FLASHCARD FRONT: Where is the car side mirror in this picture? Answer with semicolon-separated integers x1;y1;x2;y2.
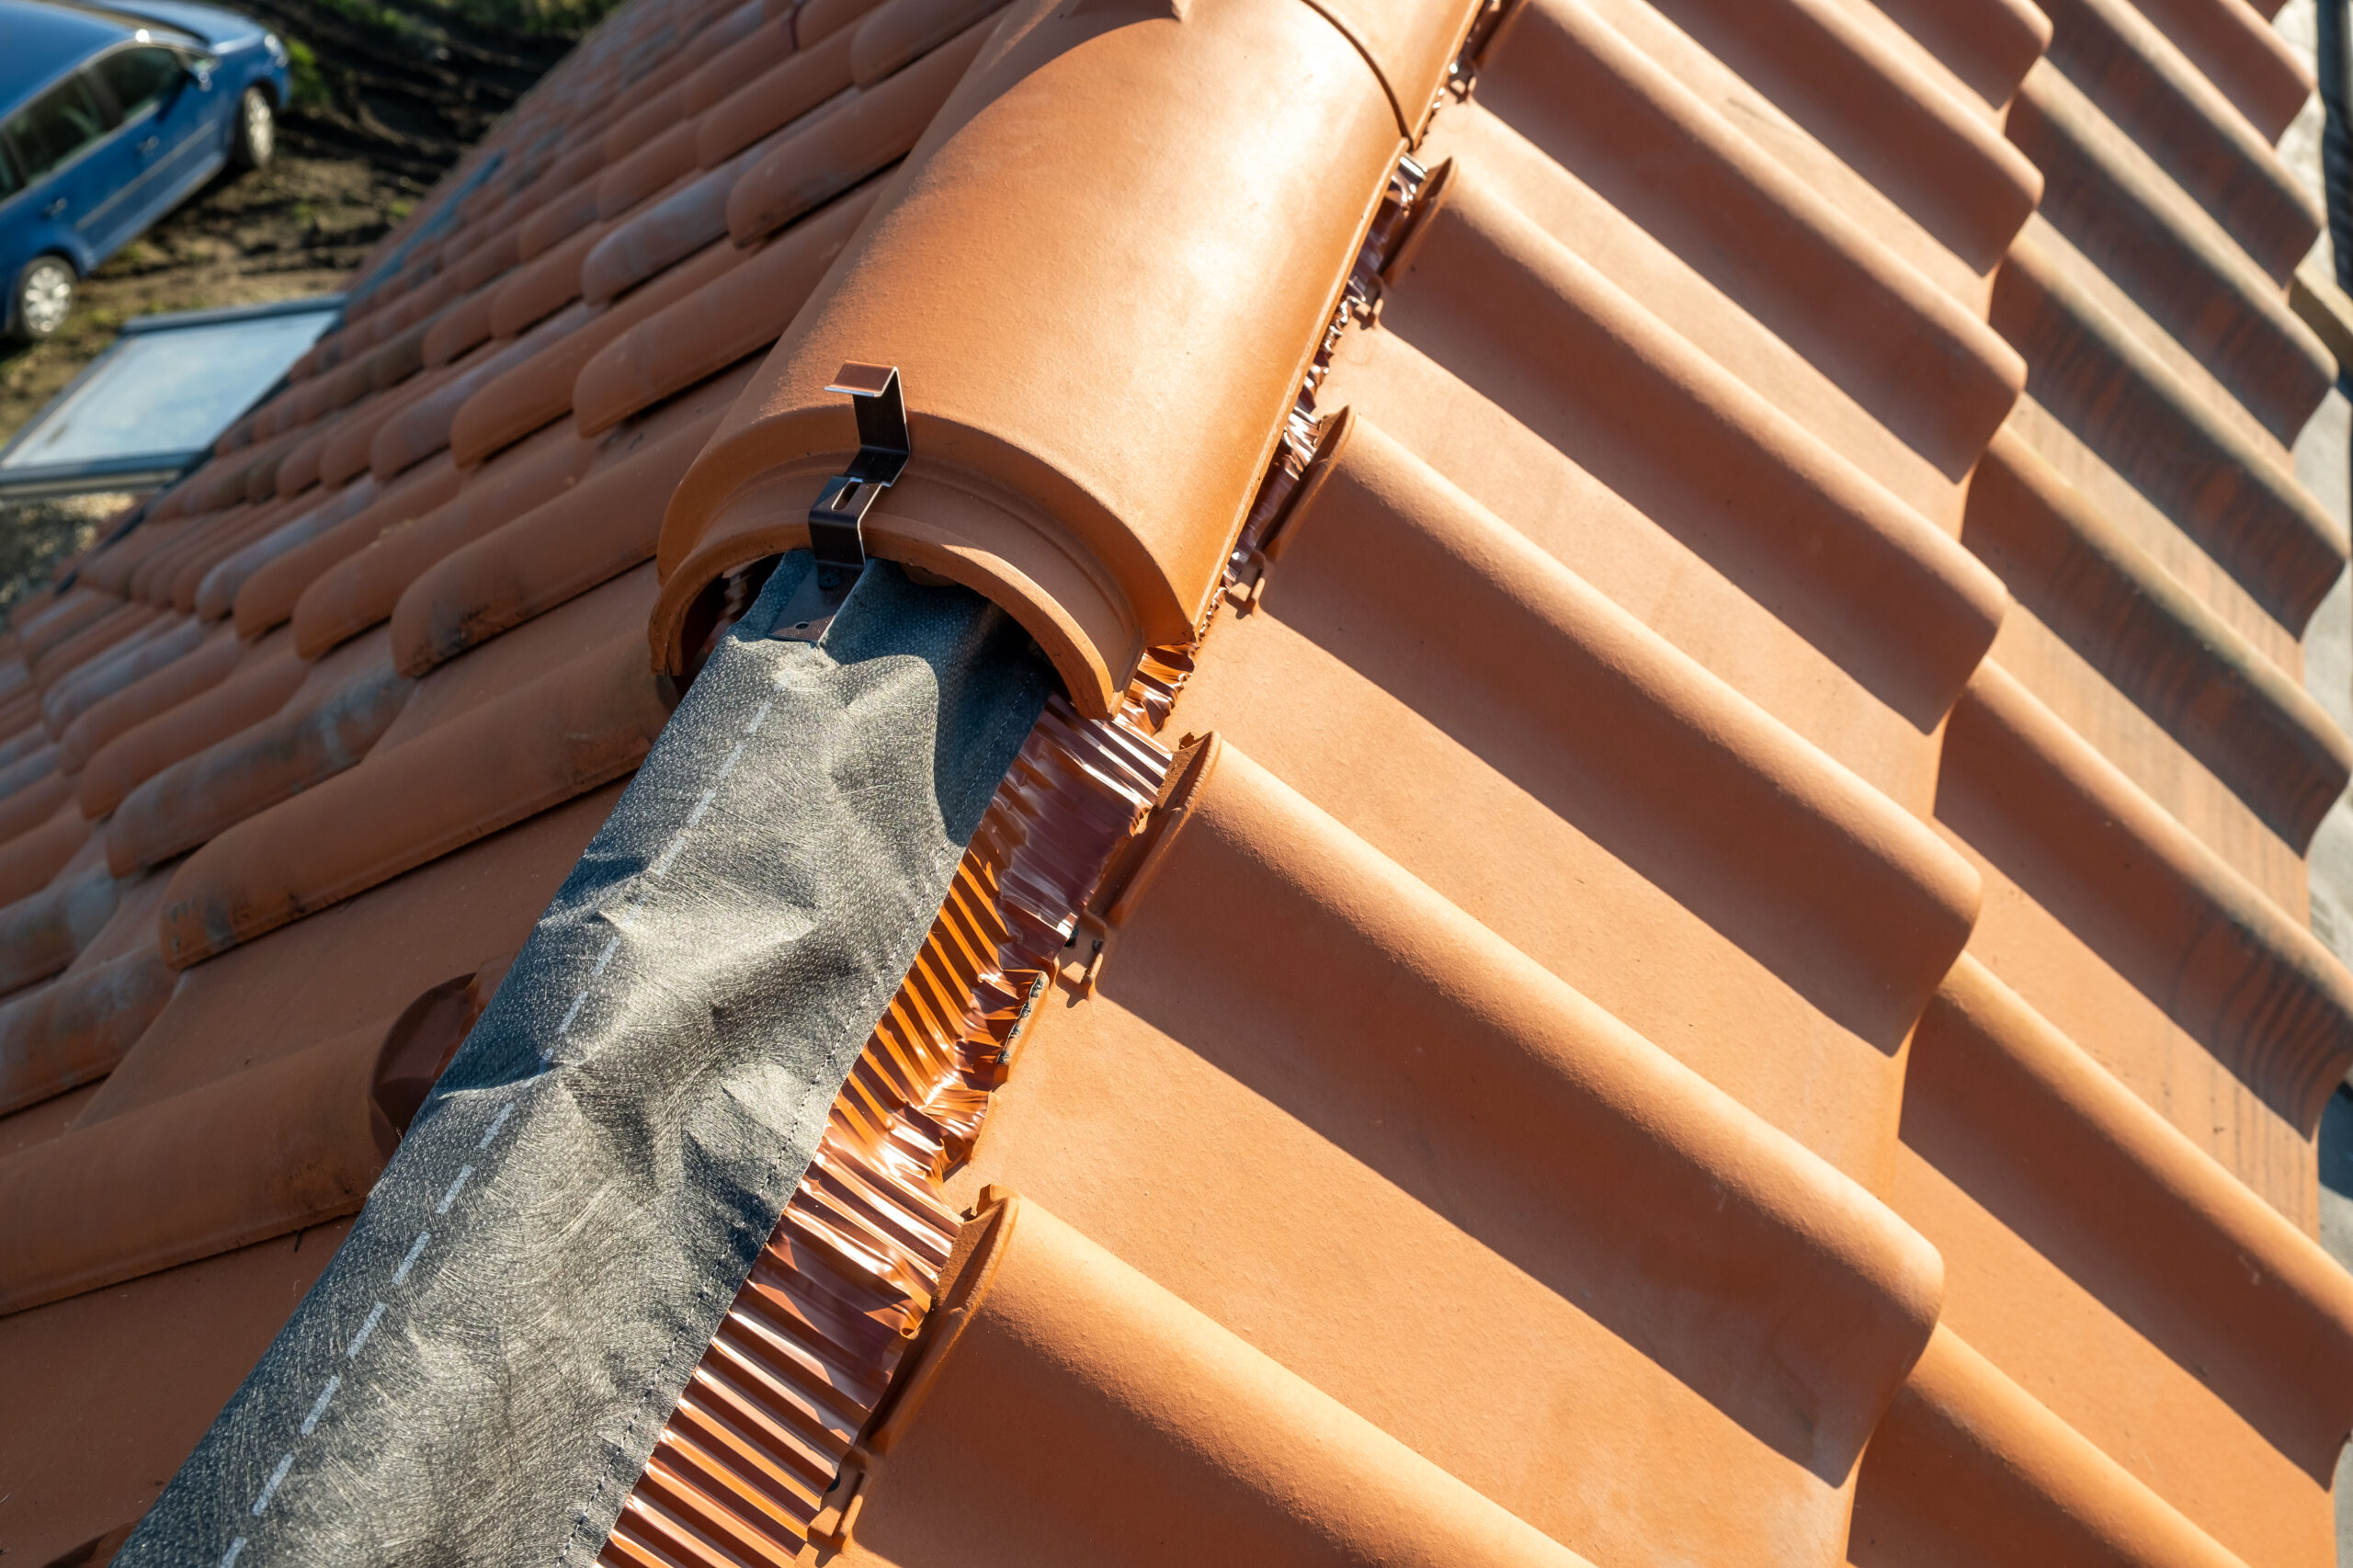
175;50;217;88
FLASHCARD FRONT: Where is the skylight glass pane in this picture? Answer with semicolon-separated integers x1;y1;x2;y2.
0;308;336;471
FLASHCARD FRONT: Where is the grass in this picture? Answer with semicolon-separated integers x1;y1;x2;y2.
285;35;333;110
424;0;625;36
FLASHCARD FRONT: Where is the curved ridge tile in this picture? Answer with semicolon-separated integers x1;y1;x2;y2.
1992;227;2346;636
107;638;413;881
1852;1324;2248;1568
857;1194;1594;1568
659;0;1415;711
1911;955;2353;1483
1643;0;2040;273
1939;661;2353;1130
2009;62;2331;444
1963;425;2350;848
0;945;173;1118
1377;163;2006;725
1472;0;2022;477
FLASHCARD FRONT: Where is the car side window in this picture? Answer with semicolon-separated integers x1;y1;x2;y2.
0;142;20;202
90;47;183;127
5;74;109;185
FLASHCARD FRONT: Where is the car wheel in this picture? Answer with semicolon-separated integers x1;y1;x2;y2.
9;256;74;344
232;85;275;171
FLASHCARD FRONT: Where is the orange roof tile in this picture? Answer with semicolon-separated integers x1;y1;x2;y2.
2;0;2351;1558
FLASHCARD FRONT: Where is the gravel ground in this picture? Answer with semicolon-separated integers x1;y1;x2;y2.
0;0;600;616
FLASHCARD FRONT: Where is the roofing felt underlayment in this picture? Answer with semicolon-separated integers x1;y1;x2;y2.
5;0;2353;1561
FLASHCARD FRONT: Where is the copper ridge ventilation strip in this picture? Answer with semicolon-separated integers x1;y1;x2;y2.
599;686;1175;1568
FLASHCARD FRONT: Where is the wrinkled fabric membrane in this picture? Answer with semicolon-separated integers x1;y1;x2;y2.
119;557;1051;1567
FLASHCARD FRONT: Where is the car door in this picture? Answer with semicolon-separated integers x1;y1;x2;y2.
0;69;123;275
83;43;210;256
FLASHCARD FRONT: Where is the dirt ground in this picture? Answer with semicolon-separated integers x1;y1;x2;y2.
0;0;598;617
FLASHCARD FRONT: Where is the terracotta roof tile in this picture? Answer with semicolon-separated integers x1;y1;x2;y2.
0;854;125;998
397;370;758;676
0;1016;396;1315
1856;1324;2246;1568
1964;424;2353;846
6;0;2353;1556
106;633;413;880
447;237;746;466
1993;224;2346;631
81;784;613;1124
236;462;465;638
0;804;93;912
727;15;996;244
847;1196;1595;1568
584;24;866;291
1944;659;2353;1125
0;945;174;1118
195;481;381;623
0;1221;355;1561
300;423;601;656
159;622;669;964
2039;0;2321;279
574;184;877;438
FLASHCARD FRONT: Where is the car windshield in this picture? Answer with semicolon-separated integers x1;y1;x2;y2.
6;72;108;184
90;45;181;124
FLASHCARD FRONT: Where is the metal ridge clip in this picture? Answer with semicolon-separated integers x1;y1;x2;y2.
775;362;909;642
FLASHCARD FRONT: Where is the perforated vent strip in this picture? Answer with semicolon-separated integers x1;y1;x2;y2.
599;688;1173;1568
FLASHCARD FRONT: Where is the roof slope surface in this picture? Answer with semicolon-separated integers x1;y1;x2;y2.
0;0;2351;1559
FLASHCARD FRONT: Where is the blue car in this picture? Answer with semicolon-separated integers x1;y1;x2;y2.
0;0;289;341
